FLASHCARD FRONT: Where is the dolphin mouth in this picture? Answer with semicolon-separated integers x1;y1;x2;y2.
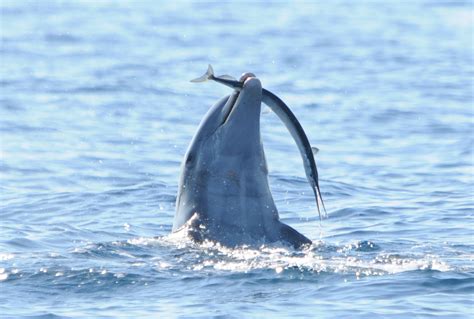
219;90;240;127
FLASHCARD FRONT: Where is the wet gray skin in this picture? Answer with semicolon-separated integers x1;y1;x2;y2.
174;76;312;248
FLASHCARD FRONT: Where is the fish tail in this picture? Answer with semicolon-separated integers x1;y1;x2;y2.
190;64;214;82
314;184;327;221
317;184;327;218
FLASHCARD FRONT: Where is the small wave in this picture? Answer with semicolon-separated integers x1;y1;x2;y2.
19;313;69;319
44;33;82;43
330;207;392;219
1;265;149;294
0;253;15;261
5;238;47;250
71;240;155;260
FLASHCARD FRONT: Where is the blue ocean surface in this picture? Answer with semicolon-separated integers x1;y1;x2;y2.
1;1;473;318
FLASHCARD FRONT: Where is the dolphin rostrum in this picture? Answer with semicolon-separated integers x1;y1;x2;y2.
174;74;313;248
191;65;326;220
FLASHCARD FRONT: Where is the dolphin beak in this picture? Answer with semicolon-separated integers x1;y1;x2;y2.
219;90;240;127
240;72;256;83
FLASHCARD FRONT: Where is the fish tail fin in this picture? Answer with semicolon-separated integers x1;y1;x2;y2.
190;64;214;83
314;184;327;222
318;184;327;218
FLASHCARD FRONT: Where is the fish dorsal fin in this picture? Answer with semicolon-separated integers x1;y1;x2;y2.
190;64;215;83
216;74;237;81
312;147;319;156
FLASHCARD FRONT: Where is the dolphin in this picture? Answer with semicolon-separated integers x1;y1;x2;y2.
173;73;312;248
191;65;326;219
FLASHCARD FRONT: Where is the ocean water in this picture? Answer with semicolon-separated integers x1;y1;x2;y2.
1;1;473;318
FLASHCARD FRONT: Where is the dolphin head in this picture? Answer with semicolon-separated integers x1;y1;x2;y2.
174;76;269;233
186;76;263;164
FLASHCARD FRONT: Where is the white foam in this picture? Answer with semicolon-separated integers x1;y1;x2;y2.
123;235;453;276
